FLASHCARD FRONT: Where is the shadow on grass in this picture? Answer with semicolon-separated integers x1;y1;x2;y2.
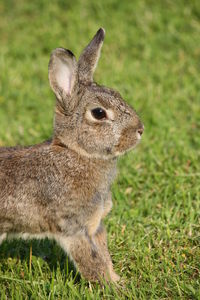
0;238;80;282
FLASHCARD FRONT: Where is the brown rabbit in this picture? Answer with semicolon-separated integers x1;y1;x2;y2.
0;28;144;283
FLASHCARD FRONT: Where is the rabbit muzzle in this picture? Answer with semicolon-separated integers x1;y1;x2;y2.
114;121;144;155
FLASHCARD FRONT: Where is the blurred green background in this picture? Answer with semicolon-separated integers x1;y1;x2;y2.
0;0;199;299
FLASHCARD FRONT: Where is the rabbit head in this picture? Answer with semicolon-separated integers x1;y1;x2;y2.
48;28;144;159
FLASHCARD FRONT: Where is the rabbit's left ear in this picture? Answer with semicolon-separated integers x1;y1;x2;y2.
48;48;78;110
78;28;105;83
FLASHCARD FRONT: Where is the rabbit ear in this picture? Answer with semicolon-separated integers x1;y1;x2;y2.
48;48;78;110
78;28;105;83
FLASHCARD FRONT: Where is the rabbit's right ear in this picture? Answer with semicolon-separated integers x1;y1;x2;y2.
48;48;78;111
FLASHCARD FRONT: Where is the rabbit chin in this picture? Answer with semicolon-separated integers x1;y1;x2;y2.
62;135;141;160
114;138;141;157
64;138;141;160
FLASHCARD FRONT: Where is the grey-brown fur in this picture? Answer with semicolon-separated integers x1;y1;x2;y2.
0;28;144;282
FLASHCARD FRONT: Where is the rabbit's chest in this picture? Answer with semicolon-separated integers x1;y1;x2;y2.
55;158;116;236
55;190;108;237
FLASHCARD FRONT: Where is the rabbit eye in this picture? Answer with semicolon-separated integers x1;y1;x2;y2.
91;107;107;120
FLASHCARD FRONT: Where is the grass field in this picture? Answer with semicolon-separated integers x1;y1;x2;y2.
0;0;200;299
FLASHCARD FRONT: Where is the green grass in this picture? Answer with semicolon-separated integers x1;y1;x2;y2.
0;0;200;299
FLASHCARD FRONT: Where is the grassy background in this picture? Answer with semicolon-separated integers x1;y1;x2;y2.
0;0;200;299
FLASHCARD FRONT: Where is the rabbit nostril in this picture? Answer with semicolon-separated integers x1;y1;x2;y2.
137;128;144;136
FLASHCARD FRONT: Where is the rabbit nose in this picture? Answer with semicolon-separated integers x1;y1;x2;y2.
137;125;144;136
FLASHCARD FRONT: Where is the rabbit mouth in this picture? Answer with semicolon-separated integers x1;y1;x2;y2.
113;126;142;156
114;138;141;156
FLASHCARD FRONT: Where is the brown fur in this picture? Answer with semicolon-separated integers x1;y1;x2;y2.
0;28;144;283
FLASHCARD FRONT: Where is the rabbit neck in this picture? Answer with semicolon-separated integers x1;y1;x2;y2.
52;136;117;161
51;138;117;187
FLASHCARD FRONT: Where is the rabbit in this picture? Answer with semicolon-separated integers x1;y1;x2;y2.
0;28;144;283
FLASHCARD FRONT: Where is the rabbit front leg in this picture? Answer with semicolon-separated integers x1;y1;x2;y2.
102;191;113;219
93;224;120;283
95;192;119;282
57;232;110;282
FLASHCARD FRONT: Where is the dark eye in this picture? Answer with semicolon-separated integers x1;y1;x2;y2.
91;107;107;120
